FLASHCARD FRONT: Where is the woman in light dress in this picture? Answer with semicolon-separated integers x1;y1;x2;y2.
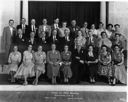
33;45;46;85
74;30;86;49
14;45;35;85
8;45;21;83
112;45;127;85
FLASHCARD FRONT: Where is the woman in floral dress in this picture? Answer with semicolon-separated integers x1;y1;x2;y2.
33;45;46;85
14;45;35;85
98;45;113;85
8;45;21;83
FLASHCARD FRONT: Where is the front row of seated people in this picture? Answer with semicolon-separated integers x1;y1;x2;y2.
8;43;127;85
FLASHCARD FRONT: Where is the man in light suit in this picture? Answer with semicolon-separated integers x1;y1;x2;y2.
2;19;16;63
38;18;51;39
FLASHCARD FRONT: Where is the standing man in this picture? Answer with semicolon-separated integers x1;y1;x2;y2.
38;18;51;39
2;19;16;63
28;19;38;39
69;20;80;40
51;18;60;30
17;18;29;39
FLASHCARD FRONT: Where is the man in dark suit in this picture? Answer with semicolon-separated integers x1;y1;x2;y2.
15;28;27;54
28;19;38;39
38;31;49;52
17;18;29;39
71;45;85;84
2;19;16;63
51;18;60;30
69;20;80;40
27;31;37;51
47;29;60;50
60;29;73;51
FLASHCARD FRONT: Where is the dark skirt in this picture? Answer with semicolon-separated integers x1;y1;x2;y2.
88;63;97;77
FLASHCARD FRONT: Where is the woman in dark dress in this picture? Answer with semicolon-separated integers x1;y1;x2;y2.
47;44;61;84
61;45;72;83
85;45;98;83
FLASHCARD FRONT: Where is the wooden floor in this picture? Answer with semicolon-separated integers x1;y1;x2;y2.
0;91;126;102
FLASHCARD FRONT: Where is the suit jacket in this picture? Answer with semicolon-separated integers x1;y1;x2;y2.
60;36;73;46
15;35;27;45
2;26;17;62
51;23;60;30
72;48;85;63
2;26;16;49
27;38;37;51
17;24;29;38
28;24;38;38
38;37;48;45
69;25;80;40
38;24;51;38
47;35;59;45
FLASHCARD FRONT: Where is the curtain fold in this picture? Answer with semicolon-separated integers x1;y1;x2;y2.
28;1;100;28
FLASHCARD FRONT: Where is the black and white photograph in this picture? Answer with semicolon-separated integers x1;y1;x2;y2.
0;0;127;102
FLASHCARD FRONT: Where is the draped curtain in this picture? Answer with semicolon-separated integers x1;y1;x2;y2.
28;1;100;28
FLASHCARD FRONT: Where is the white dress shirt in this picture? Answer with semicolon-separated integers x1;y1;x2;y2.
9;26;13;36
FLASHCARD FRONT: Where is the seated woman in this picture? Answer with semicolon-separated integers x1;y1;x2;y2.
33;45;46;85
90;24;98;37
98;31;112;49
47;44;61;84
112;45;127;85
74;30;86;49
105;24;114;39
61;45;72;83
98;45;113;85
85;45;98;83
8;45;21;83
112;33;124;52
14;45;35;85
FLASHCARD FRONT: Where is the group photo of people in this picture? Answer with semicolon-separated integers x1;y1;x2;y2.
2;17;127;86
